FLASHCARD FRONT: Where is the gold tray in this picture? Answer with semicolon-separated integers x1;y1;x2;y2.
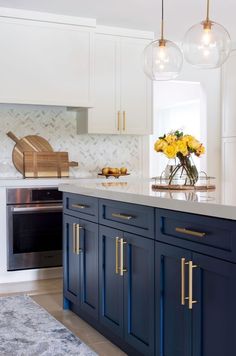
98;173;130;179
152;184;216;191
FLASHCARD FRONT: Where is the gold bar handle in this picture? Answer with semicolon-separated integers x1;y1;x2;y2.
119;238;127;276
181;258;186;306
175;227;206;238
185;261;198;310
115;237;119;274
123;111;126;131
72;223;76;254
72;204;88;210
112;213;134;221
75;224;83;255
117;111;121;131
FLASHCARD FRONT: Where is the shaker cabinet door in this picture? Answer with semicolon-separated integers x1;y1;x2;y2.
192;253;236;356
120;37;153;135
124;232;155;355
155;242;192;356
99;225;124;337
63;214;80;304
0;17;94;107
88;33;120;134
79;219;99;320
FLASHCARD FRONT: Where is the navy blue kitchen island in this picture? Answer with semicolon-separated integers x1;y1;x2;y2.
60;181;236;356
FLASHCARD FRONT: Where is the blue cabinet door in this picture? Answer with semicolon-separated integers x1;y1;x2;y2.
192;253;236;356
99;225;124;338
124;232;155;356
79;218;99;320
155;242;192;356
63;214;98;320
63;214;80;305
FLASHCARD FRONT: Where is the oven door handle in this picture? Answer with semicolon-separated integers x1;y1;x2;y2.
11;205;63;213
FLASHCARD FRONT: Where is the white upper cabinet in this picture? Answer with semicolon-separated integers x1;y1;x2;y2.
222;50;236;137
120;37;152;135
0;10;95;107
88;28;153;135
88;34;119;134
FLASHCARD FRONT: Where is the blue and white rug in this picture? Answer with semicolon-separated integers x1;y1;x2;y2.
0;295;97;356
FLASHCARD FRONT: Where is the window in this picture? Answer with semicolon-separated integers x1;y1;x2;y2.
149;81;207;177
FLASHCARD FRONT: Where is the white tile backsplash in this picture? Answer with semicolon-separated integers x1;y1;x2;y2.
0;104;142;177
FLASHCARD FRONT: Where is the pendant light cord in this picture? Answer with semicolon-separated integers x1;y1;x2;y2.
206;0;210;21
161;0;164;40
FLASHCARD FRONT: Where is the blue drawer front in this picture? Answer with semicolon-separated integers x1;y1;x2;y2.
64;193;98;223
156;209;236;262
99;199;155;238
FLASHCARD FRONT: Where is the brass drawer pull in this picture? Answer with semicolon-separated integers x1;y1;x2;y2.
181;258;186;306
118;111;121;131
112;213;134;221
123;111;126;131
75;224;83;255
72;223;76;254
119;238;127;276
185;261;198;310
71;203;88;210
115;237;119;274
175;227;206;238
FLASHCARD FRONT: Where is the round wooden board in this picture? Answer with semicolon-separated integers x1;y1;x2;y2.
12;135;53;174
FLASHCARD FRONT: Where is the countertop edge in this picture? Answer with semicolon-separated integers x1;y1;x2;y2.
59;183;236;221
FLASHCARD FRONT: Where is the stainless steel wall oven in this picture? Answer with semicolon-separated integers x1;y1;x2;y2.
7;187;63;271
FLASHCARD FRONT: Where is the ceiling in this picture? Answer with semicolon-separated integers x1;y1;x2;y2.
0;0;235;41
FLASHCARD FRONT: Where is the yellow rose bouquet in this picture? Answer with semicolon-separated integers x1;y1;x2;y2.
154;131;205;185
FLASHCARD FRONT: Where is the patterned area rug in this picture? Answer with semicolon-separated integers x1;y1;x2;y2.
0;295;97;356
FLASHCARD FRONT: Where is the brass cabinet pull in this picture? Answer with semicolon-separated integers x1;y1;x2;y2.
72;223;76;254
181;258;186;306
75;224;83;255
117;111;121;131
71;204;88;210
123;111;126;131
175;227;206;238
112;213;134;220
119;238;127;276
185;261;198;310
115;237;119;274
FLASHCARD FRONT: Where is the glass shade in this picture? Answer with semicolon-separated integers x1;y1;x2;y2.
183;21;231;68
143;39;183;81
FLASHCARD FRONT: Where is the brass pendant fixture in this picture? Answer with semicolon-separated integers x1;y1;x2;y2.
143;0;183;81
183;0;231;69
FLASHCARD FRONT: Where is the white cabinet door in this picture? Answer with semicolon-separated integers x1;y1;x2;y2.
88;34;120;134
222;51;236;137
222;138;236;204
88;33;153;135
0;17;94;107
120;37;153;135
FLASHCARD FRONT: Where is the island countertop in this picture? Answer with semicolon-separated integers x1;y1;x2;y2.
59;179;236;221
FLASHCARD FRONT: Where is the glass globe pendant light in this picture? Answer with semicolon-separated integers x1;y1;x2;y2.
183;0;231;68
143;0;183;81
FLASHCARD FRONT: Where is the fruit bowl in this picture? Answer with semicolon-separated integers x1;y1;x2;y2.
98;172;130;179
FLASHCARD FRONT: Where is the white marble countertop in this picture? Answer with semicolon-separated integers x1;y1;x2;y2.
59;179;236;220
0;176;108;187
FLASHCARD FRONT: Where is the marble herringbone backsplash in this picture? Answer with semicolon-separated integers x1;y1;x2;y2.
0;104;142;177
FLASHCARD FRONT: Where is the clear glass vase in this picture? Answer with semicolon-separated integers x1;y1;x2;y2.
168;155;198;186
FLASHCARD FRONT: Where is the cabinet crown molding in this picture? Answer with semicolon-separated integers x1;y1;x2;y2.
0;7;96;27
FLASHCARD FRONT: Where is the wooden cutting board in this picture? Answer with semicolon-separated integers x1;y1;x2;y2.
7;131;53;174
24;152;70;178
